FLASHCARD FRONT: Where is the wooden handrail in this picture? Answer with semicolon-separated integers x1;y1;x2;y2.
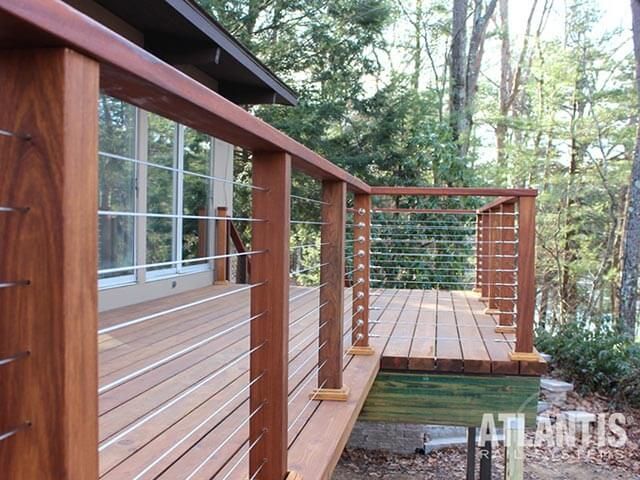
0;0;369;194
370;187;537;197
477;196;517;212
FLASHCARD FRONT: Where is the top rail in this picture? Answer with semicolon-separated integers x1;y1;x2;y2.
0;0;369;193
477;196;518;212
370;187;538;197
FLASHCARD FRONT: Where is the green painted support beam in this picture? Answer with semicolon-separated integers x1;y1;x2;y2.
360;372;540;428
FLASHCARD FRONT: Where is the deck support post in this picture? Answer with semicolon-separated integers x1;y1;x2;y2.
347;194;374;356
466;427;477;480
250;151;291;479
0;48;99;479
215;206;229;284
312;180;349;401
510;196;539;362
504;416;525;480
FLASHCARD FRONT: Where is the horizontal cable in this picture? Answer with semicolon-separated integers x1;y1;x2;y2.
371;252;475;258
100;342;265;453
99;250;265;275
0;128;31;140
369;334;516;340
290;262;328;277
290;194;330;205
288;359;328;407
0;422;31;442
184;401;266;480
0;280;30;289
0;350;30;366
289;283;328;302
98;210;264;223
290;242;328;250
371;265;515;272
220;430;266;480
290;220;329;225
288;375;328;434
344;265;364;277
289;322;329;364
289;340;328;380
290;301;329;329
250;460;267;480
98;150;264;191
98;283;265;335
131;371;265;480
99;312;265;394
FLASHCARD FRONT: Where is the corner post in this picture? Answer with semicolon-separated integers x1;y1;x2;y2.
348;194;374;355
313;180;349;401
510;195;538;361
0;48;99;479
215;206;228;283
250;152;291;479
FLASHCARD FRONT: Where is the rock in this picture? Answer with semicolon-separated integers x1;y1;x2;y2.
539;352;552;363
540;378;574;393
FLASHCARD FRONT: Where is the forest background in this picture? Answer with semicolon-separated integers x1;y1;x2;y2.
196;0;639;341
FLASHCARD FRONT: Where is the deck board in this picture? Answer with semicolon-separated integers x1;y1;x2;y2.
98;285;543;479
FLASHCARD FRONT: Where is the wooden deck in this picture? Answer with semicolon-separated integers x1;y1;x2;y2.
371;289;546;376
97;285;543;479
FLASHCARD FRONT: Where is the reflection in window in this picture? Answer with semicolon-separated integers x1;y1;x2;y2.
147;114;177;273
183;127;212;266
98;96;136;281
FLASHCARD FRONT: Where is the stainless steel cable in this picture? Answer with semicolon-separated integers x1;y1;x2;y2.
98;283;265;335
131;371;265;480
0;128;31;140
98;210;265;223
0;422;31;442
0;351;30;367
99;342;266;453
219;430;266;480
99;312;266;394
290;194;330;206
289;301;329;328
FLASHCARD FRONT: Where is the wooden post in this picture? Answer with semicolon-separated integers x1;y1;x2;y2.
312;180;349;401
250;152;291;479
347;194;374;355
0;49;99;479
474;213;483;293
480;213;490;300
498;203;516;328
510;196;539;361
215;206;228;284
504;416;525;480
486;208;500;314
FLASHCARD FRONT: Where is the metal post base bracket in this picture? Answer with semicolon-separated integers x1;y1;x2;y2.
309;386;350;401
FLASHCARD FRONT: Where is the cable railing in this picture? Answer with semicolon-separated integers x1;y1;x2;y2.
0;3;540;478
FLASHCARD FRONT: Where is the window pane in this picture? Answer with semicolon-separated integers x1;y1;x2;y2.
183;128;212;264
98;96;136;280
147;114;177;272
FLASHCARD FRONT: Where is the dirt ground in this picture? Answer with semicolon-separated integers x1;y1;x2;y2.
333;390;640;480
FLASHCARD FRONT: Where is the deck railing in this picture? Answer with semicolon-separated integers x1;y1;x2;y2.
0;1;537;479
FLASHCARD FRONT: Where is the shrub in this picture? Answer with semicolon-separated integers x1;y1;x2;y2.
536;322;640;408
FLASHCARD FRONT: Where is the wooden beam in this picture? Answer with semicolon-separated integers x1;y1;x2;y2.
0;0;370;193
477;196;517;212
315;180;348;400
214;206;228;284
511;196;537;359
0;48;99;479
360;372;540;428
250;152;291;480
370;187;537;197
348;194;374;355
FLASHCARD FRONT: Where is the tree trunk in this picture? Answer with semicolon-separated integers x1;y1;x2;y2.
619;0;640;338
497;0;511;169
449;0;468;156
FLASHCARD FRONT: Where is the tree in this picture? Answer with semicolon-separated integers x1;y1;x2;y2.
619;0;640;338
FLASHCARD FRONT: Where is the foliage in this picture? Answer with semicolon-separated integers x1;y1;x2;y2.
536;322;640;407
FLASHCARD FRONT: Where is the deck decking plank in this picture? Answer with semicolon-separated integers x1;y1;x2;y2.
408;290;437;370
381;289;422;370
435;291;464;372
451;291;491;373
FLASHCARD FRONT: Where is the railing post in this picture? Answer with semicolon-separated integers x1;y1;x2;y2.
510;196;538;361
250;152;291;479
215;206;228;284
498;203;516;328
312;180;350;401
474;212;483;294
485;207;501;314
480;212;490;300
348;194;374;355
0;49;99;478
